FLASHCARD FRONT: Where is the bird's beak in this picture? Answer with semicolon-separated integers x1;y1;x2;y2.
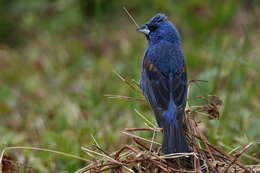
137;25;150;35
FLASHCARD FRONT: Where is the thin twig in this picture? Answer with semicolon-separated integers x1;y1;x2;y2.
123;7;139;28
105;94;145;101
121;131;161;145
125;127;162;132
223;142;254;173
0;146;90;164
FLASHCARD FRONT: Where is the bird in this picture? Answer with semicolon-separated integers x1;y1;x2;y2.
138;13;189;154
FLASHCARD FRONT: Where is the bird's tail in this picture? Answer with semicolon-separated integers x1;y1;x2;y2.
162;120;189;154
161;92;189;154
161;73;189;154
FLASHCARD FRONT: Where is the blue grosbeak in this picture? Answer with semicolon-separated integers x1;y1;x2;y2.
138;14;189;154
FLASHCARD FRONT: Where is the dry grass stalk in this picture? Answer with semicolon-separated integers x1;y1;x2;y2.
74;95;258;173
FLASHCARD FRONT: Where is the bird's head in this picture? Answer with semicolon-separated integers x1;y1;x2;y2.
137;13;180;45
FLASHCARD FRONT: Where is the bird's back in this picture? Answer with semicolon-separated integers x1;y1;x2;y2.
141;40;187;110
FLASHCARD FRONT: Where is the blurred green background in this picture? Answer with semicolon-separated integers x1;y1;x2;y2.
0;0;259;172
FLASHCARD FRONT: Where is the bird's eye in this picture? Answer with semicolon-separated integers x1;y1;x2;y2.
148;25;157;32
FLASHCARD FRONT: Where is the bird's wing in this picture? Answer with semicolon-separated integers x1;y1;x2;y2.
140;42;187;122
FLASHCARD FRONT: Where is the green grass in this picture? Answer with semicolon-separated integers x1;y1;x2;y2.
0;0;260;172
